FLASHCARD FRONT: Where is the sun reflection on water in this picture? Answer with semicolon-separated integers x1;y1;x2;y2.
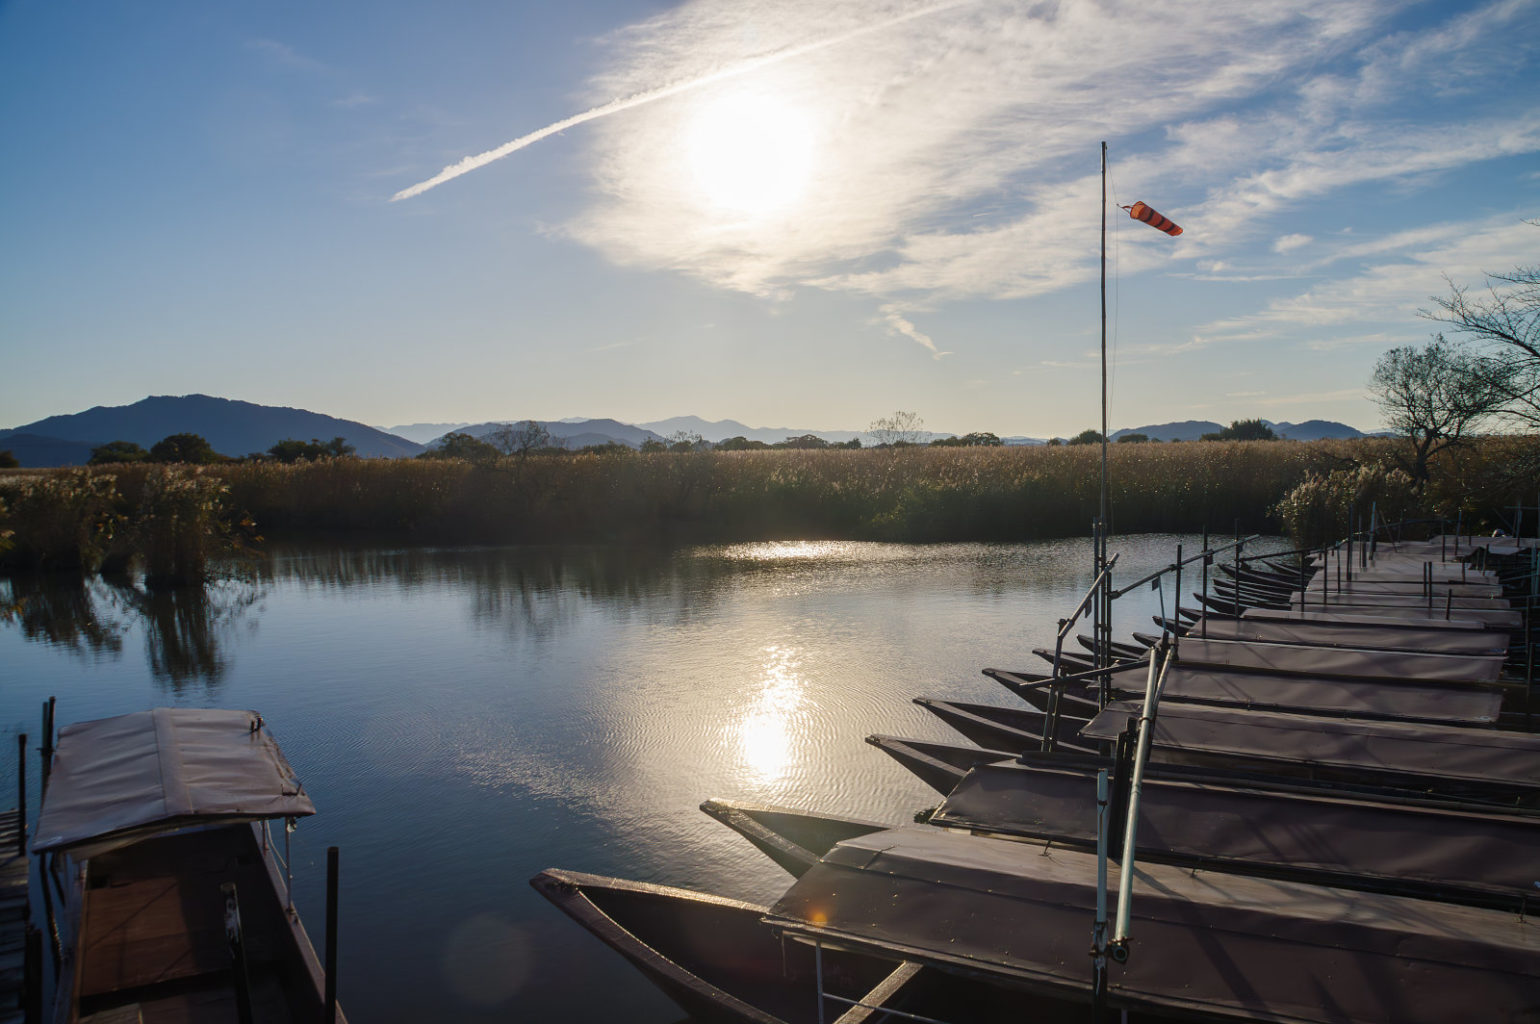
732;644;808;786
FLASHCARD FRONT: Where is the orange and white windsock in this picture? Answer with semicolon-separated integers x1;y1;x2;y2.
1127;201;1182;236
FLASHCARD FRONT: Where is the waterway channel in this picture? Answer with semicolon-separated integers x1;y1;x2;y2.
0;534;1276;1022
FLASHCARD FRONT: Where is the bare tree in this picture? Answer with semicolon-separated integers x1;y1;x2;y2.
1369;337;1514;481
488;420;556;456
868;411;925;446
1420;223;1540;427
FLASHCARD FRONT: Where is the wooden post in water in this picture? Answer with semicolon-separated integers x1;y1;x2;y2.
39;697;54;798
1172;545;1182;656
15;733;24;857
325;846;340;1024
1200;526;1209;638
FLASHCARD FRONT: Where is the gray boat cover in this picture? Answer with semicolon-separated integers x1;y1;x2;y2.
1081;701;1540;791
1241;607;1491;631
1284;596;1522;627
1289;589;1510;610
1193;614;1509;655
1172;636;1505;684
1159;665;1502;724
932;761;1540;901
1303;577;1502;597
766;826;1540;1023
33;708;314;856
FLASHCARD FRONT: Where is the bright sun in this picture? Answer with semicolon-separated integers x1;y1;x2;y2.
686;90;814;217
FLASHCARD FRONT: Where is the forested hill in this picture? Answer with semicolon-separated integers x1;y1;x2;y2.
2;394;424;463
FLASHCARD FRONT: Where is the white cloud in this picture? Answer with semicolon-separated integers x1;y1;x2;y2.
397;0;1540;321
878;306;952;359
1235;217;1537;331
561;0;1431;298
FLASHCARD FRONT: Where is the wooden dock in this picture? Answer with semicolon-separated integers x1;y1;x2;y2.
0;808;29;1024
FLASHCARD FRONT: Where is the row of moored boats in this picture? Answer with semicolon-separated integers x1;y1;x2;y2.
534;531;1540;1024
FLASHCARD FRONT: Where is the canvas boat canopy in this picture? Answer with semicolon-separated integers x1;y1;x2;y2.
33;708;315;857
1191;614;1509;655
766;826;1540;1024
1081;700;1540;795
1157;665;1504;724
1283;596;1522;628
1241;607;1493;632
931;761;1540;904
1170;636;1506;685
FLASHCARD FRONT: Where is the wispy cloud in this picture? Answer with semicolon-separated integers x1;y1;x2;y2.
391;0;975;201
548;0;1539;307
879;306;951;359
247;38;331;75
392;0;1540;347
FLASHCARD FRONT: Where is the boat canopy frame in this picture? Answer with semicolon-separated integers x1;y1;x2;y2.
32;707;315;858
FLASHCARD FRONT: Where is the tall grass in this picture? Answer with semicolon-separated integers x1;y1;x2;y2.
4;438;1533;564
0;465;252;584
219;439;1395;543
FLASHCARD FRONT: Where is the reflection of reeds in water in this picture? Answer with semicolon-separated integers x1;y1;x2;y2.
0;571;266;689
106;576;266;688
1;574;125;657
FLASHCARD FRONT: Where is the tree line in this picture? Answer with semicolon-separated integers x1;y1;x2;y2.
83;434;356;465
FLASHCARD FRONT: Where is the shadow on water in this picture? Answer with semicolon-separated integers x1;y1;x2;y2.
1;571;267;690
0;573;124;658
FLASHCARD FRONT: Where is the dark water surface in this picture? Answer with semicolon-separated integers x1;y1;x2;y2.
0;535;1267;1022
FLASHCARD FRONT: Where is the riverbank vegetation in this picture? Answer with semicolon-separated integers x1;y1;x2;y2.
4;437;1535;576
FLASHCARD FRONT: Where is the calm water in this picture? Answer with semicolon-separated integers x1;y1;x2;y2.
0;535;1267;1022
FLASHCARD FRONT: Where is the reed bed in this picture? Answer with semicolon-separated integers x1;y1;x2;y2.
219;439;1389;543
4;437;1533;567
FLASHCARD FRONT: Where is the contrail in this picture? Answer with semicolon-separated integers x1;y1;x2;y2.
391;0;974;201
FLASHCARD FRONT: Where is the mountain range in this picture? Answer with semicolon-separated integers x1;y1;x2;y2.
0;394;1371;467
1109;419;1369;442
0;394;425;465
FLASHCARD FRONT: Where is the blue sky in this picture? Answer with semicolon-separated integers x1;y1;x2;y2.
2;0;1537;437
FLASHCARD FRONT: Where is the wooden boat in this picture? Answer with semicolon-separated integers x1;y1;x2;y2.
1158;612;1511;656
1082;699;1540;804
698;799;886;878
32;708;341;1024
766;826;1540;1024
929;756;1540;910
913;697;1095;754
987;663;1505;728
530;868;1233;1024
863;734;1015;794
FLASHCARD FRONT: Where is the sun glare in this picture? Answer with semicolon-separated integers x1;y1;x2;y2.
686;90;814;217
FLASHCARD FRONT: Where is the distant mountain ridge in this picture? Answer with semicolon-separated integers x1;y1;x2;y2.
448;418;666;449
1;394;424;465
377;421;471;444
2;395;1373;467
638;415;864;445
1111;419;1365;442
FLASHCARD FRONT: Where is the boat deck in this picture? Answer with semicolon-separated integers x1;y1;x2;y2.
0;809;27;1024
77;825;316;1024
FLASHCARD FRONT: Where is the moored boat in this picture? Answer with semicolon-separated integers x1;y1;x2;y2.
32;708;342;1024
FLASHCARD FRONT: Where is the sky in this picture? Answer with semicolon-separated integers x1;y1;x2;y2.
2;0;1537;438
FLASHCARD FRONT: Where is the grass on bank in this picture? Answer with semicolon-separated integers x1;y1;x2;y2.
2;437;1535;577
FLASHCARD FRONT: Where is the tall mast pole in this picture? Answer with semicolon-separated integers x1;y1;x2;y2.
1098;141;1110;693
1100;141;1109;535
